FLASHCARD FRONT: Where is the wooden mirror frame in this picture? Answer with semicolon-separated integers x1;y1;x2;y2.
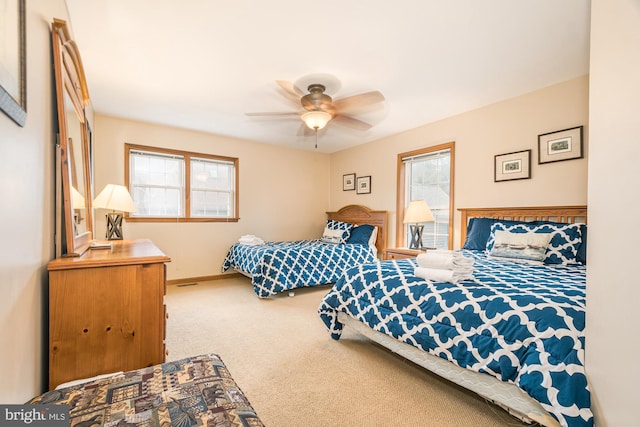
52;19;93;256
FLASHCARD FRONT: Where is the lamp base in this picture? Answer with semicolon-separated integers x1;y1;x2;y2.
408;224;424;250
105;212;124;240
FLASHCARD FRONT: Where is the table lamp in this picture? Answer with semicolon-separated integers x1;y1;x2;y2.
71;186;85;227
93;184;136;240
403;200;435;250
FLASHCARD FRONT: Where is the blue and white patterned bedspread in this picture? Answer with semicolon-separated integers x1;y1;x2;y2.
318;250;592;427
222;240;377;298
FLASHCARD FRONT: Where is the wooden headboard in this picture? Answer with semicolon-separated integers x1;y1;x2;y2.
327;205;388;255
458;205;587;248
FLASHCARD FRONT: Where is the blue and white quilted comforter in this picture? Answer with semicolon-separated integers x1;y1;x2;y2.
222;240;377;298
318;250;592;427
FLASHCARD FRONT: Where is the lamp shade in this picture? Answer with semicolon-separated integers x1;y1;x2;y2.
93;184;136;213
301;110;332;130
71;187;85;209
403;200;435;224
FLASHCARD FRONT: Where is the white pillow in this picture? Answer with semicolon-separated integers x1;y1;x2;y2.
321;227;344;244
488;230;552;265
368;226;378;247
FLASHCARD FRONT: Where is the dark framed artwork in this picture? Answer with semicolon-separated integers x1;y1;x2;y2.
342;173;355;191
538;126;584;164
494;149;531;182
0;0;26;126
356;175;371;194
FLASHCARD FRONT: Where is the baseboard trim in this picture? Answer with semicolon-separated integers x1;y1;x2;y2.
167;272;241;286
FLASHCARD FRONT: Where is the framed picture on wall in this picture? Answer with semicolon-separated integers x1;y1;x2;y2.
343;173;355;191
0;0;27;126
356;176;371;194
494;149;531;182
538;126;584;164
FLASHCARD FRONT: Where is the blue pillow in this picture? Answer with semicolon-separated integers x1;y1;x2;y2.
487;222;583;265
346;224;375;245
577;224;587;264
326;220;353;244
534;221;587;265
462;218;526;250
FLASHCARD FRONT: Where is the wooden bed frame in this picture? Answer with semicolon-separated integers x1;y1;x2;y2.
459;205;587;247
327;204;388;255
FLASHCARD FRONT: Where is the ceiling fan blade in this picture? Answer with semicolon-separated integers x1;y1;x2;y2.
332;114;373;131
333;91;385;113
276;80;305;105
245;111;300;117
276;80;304;96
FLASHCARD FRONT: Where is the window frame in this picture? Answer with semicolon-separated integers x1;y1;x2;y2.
125;143;239;223
396;141;455;249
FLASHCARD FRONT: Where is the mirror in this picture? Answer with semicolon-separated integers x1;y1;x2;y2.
52;19;93;256
65;91;87;236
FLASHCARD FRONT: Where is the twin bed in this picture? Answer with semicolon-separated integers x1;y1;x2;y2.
222;204;388;298
29;205;591;427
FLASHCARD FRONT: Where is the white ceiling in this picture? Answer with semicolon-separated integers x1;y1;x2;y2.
65;0;591;153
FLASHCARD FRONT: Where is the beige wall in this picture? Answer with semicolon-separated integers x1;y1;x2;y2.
93;115;331;280
330;76;589;248
587;0;640;425
0;0;69;402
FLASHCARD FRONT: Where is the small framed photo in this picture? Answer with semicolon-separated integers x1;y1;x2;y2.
356;176;371;194
494;149;531;182
342;173;355;191
538;126;584;164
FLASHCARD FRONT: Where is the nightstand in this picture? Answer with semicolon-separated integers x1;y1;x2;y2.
384;247;427;260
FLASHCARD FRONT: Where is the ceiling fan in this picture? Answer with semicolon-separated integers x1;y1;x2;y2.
246;80;385;146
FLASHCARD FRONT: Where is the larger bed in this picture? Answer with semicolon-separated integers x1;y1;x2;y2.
222;205;387;298
318;205;591;427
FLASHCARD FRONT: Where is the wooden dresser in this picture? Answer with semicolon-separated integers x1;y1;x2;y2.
47;239;171;390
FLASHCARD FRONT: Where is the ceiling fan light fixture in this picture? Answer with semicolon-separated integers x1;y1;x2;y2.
302;110;332;130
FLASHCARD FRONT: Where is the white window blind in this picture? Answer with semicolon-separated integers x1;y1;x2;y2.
190;157;235;218
129;150;185;217
403;148;451;249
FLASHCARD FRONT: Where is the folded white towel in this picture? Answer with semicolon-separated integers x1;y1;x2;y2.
414;266;474;284
416;251;474;270
238;234;265;246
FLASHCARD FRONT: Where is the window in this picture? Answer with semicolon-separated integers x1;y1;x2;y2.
397;142;454;249
125;144;238;222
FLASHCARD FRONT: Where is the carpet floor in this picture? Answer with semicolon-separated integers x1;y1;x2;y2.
165;276;530;427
